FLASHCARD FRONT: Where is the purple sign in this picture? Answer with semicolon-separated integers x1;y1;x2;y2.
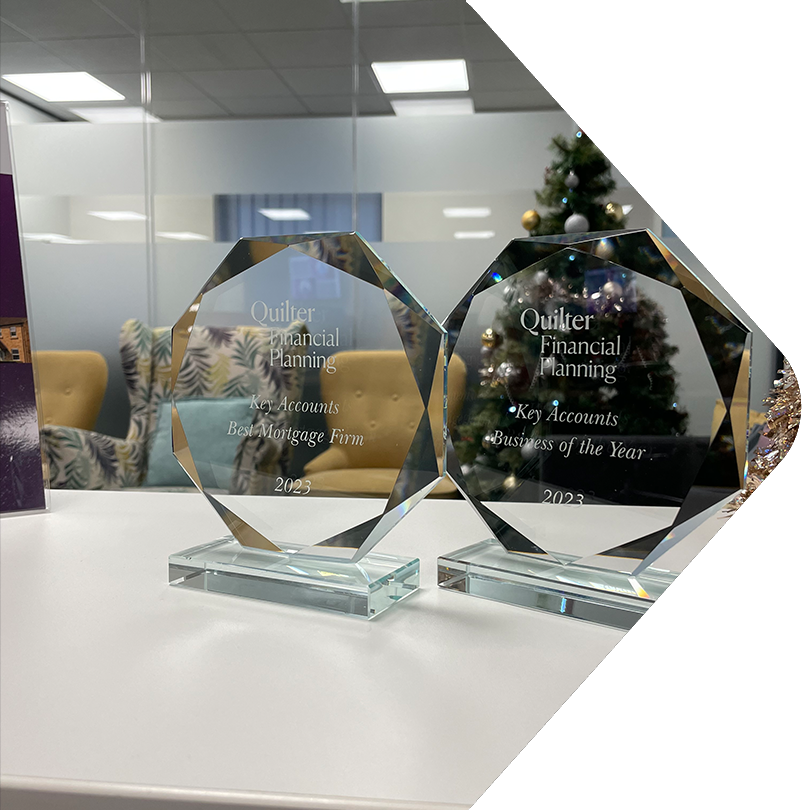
1;105;46;512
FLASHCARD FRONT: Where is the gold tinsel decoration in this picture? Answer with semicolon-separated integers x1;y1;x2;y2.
728;359;799;510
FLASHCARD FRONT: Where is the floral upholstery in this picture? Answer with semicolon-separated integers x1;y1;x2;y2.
43;319;307;492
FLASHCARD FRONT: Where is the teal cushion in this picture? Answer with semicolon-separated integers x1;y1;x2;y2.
144;398;253;490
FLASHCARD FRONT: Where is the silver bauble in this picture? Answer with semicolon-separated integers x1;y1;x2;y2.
564;213;589;233
603;280;623;299
565;170;580;190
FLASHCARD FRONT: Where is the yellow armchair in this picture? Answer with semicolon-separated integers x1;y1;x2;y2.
35;350;108;431
304;350;467;498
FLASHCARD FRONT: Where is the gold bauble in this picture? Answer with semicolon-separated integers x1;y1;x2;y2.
481;328;499;348
605;202;624;223
521;209;541;231
503;474;518;491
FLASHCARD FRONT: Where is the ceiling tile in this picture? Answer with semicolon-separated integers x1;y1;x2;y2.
222;0;350;32
472;89;558;112
92;0;141;32
42;37;147;73
469;60;543;92
303;94;392;116
184;68;292;98
0;41;75;73
248;30;354;68
358;0;469;28
463;24;515;62
0;0;129;39
358;25;464;62
151;72;211;101
222;96;309;116
151;33;266;71
140;0;238;35
0;19;31;42
149;98;229;119
277;66;379;97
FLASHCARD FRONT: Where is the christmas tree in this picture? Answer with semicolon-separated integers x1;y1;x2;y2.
453;131;688;486
521;130;626;236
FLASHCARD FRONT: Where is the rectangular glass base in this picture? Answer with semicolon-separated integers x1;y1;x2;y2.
169;537;420;619
438;539;677;631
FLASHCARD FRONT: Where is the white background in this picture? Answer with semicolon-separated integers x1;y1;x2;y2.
468;1;802;808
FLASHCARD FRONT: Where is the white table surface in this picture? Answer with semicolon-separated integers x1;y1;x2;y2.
0;490;626;809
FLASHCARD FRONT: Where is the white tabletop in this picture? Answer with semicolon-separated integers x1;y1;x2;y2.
0;490;628;809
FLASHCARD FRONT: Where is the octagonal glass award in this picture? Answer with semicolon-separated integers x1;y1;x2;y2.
167;233;446;618
438;229;751;629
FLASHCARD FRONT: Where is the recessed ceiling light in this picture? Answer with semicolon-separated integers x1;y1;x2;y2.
156;231;210;241
391;98;474;117
258;208;311;221
2;72;124;102
87;211;147;222
372;60;469;94
454;231;496;240
443;206;491;218
23;232;96;244
70;107;160;124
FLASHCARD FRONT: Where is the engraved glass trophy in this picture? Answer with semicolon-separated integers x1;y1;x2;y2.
168;233;446;618
438;230;751;629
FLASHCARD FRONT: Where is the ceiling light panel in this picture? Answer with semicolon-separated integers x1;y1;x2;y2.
156;232;210;241
391;98;474;117
87;211;147;221
258;208;311;221
443;207;491;218
372;60;469;94
70;107;160;124
454;231;496;240
2;72;124;102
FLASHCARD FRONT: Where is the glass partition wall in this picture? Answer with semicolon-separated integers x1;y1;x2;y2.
1;0;779;492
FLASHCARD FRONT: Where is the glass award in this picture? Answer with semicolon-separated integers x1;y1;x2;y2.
168;233;446;618
438;229;751;629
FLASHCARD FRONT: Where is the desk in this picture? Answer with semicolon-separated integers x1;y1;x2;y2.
1;490;624;809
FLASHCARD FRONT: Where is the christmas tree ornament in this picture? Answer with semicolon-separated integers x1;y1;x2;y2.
564;212;590;233
481;328;500;348
602;280;624;300
605;202;625;223
503;475;518;491
521;209;541;231
565;170;580;190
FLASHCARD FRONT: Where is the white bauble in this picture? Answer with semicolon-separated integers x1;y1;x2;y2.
603;280;623;299
564;213;589;233
565;170;580;189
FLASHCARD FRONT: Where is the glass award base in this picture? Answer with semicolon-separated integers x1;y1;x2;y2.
169;537;420;619
438;539;677;631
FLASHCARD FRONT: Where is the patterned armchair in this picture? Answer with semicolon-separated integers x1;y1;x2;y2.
43;319;307;492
